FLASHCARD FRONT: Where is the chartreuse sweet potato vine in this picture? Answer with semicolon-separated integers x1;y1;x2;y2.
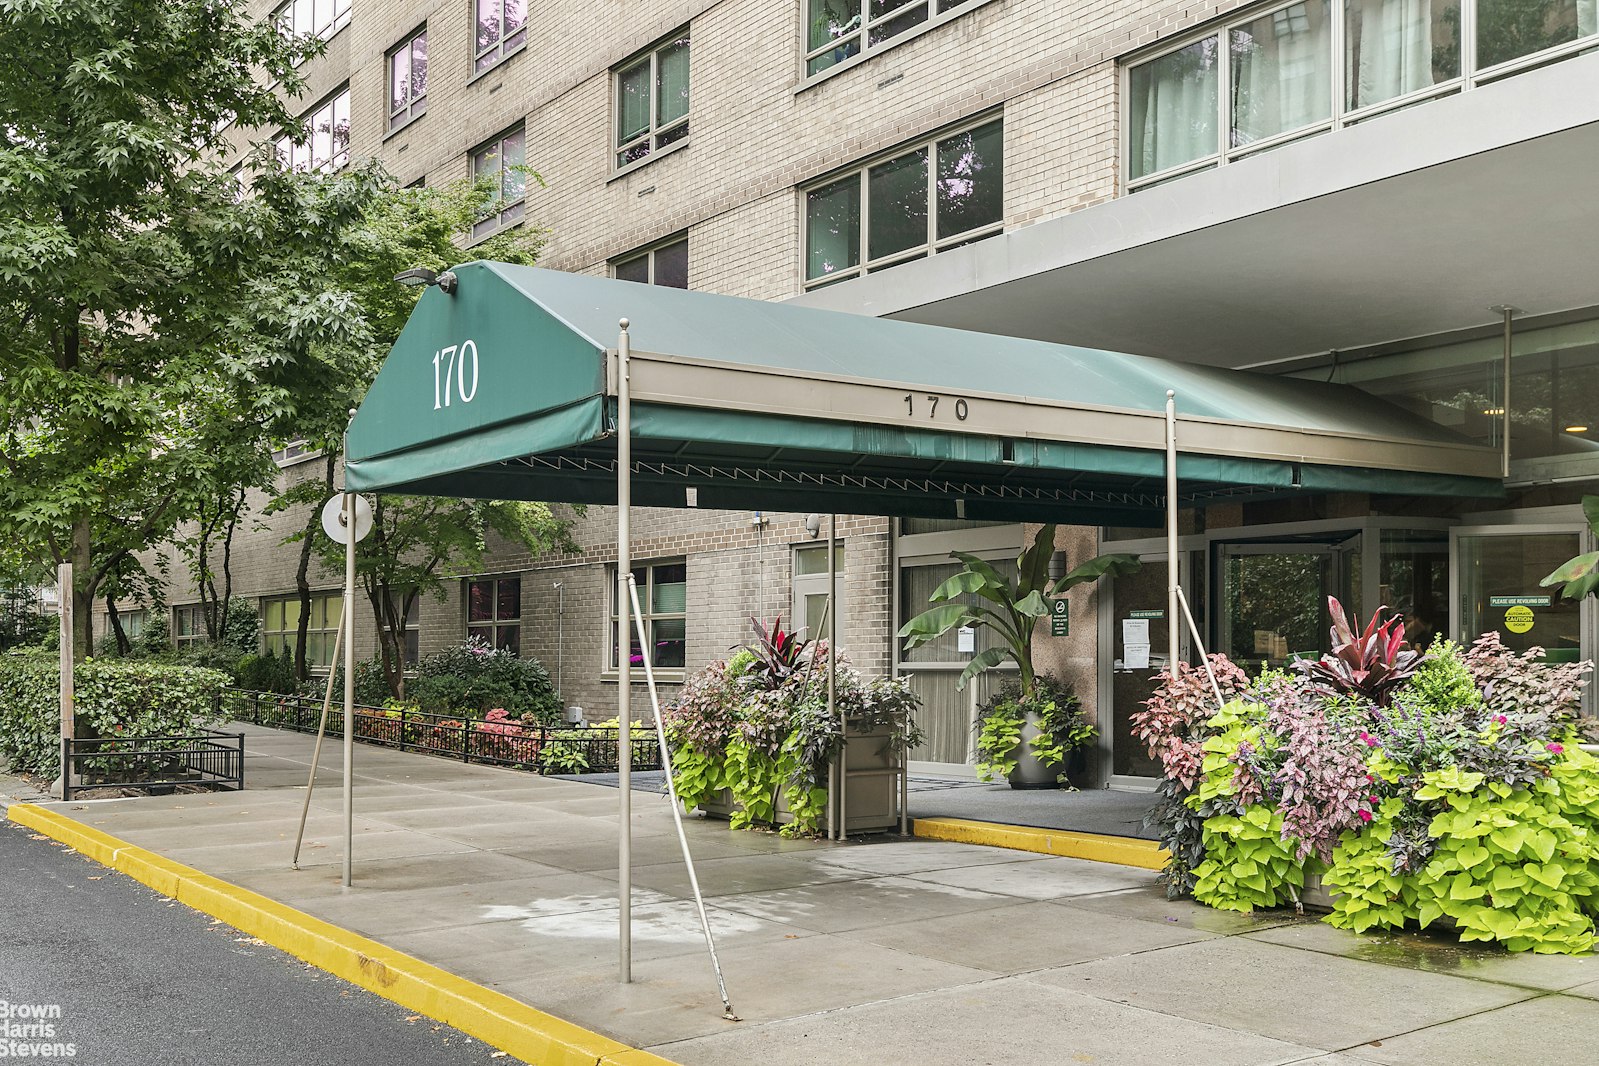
1141;606;1599;954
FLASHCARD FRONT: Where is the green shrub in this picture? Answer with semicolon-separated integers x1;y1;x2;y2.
235;650;299;695
409;639;559;722
0;651;229;776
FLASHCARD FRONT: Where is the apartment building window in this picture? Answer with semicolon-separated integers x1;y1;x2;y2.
612;235;688;288
804;117;1002;289
1126;0;1598;191
805;0;987;77
271;439;317;465
263;593;343;668
389;26;429;131
470;126;525;240
274;0;352;40
115;609;148;642
275;86;351;173
467;576;521;654
615;31;690;169
475;0;527;72
611;561;686;670
173;605;206;650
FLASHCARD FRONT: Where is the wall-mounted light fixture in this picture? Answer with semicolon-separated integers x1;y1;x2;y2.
393;267;458;294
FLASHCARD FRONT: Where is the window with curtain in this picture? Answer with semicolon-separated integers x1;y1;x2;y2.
273;0;351;41
804;117;1002;288
1230;1;1332;148
615;32;690;169
173;605;206;649
1127;0;1598;190
610;561;686;670
1345;0;1460;111
1128;38;1220;182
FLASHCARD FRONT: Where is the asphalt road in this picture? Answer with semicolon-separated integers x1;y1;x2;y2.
0;820;527;1066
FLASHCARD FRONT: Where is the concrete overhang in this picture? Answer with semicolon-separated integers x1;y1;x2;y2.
790;51;1599;369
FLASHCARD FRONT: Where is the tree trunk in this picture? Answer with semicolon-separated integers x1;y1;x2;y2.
218;486;242;646
106;595;130;656
70;518;94;664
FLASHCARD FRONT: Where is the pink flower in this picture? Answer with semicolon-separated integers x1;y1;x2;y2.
1360;731;1378;747
1358;809;1373;823
1369;795;1380;804
1495;715;1507;725
1547;743;1565;754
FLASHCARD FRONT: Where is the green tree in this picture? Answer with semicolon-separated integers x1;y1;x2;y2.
0;0;386;661
275;176;570;693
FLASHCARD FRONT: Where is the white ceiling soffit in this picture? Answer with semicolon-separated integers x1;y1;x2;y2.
790;51;1599;369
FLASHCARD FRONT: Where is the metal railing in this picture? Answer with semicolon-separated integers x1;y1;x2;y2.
62;731;245;801
220;689;662;775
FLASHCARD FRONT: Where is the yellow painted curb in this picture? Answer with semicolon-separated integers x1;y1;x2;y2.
912;816;1169;871
9;803;680;1066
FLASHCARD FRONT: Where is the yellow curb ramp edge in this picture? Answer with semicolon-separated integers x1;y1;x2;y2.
912;816;1169;871
8;803;680;1066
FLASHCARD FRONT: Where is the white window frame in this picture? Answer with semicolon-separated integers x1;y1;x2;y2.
388;25;429;132
611;233;689;287
613;30;691;173
608;559;687;674
1121;0;1599;194
801;0;994;83
275;85;351;174
273;0;352;42
473;0;527;73
791;544;847;644
801;114;1004;290
262;592;343;670
173;605;206;649
469;125;526;241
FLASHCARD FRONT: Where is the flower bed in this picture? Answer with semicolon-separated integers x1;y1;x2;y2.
1134;601;1598;954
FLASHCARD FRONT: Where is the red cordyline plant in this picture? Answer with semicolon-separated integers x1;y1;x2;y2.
1296;597;1424;707
746;615;810;686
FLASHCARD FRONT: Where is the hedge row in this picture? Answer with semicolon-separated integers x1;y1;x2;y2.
0;651;229;776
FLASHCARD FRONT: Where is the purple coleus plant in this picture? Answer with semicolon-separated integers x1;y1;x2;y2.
1296;597;1425;708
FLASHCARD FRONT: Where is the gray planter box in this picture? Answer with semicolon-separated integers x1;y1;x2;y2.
696;722;903;834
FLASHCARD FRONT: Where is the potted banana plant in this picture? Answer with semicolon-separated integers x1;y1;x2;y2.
898;525;1141;787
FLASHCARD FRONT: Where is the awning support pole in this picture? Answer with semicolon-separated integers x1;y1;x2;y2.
1165;391;1179;679
626;576;739;1022
293;607;344;869
1175;586;1225;710
617;319;633;984
342;488;355;888
829;513;843;842
1495;306;1515;479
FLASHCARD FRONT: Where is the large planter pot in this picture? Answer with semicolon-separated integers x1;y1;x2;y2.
694;722;903;834
1007;710;1062;789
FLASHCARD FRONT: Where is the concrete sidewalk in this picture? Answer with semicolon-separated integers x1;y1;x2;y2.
23;723;1599;1066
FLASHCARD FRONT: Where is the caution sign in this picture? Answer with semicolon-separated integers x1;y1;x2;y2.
1050;597;1069;637
1504;604;1535;634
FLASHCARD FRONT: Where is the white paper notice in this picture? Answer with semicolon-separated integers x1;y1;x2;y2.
1122;618;1150;646
1124;643;1151;670
957;626;976;654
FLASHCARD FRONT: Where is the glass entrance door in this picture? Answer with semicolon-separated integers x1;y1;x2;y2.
1218;536;1361;667
1108;551;1201;779
1456;530;1584;663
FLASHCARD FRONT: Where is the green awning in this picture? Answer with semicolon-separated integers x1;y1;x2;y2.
345;263;1503;522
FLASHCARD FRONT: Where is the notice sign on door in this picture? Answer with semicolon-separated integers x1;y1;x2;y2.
1050;597;1069;637
1504;605;1536;633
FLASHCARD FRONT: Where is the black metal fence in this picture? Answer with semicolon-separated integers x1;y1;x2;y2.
220;689;663;775
62;731;245;800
